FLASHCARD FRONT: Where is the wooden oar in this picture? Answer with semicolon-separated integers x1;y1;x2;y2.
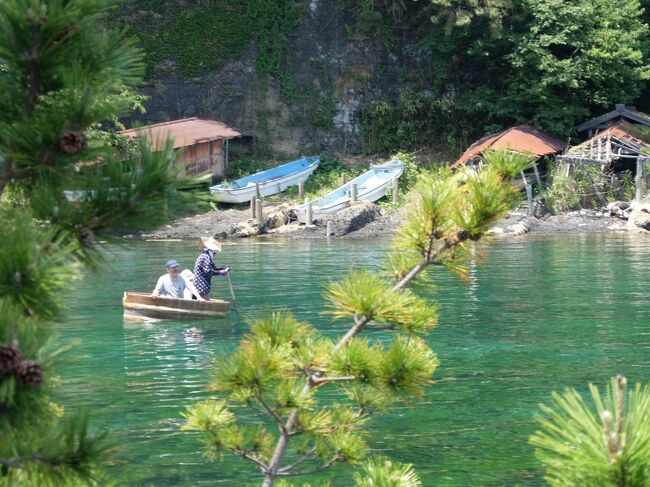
226;272;239;314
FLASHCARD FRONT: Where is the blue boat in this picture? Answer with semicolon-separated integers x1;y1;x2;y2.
209;156;320;203
294;159;404;223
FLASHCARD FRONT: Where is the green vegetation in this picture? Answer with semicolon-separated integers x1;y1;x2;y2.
182;151;531;485
116;1;305;79
110;0;650;157
543;163;637;213
531;375;650;486
506;0;649;134
0;0;177;483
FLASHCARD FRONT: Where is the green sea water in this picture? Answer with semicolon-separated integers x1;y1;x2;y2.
58;234;650;486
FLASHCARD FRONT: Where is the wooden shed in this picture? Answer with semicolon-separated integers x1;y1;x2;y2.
451;124;566;170
451;124;566;188
558;121;650;201
119;118;241;179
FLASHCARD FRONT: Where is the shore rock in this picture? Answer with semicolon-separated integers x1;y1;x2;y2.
133;200;646;241
325;201;380;236
627;208;650;232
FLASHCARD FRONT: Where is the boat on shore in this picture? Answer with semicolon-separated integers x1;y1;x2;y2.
122;292;230;321
293;159;404;223
210;156;320;204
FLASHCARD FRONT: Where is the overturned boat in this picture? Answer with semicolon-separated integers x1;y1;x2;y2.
210;156;320;204
293;159;404;223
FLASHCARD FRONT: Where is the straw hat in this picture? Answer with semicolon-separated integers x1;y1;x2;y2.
200;236;222;252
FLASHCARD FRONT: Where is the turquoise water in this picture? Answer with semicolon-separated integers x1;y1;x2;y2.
58;235;650;486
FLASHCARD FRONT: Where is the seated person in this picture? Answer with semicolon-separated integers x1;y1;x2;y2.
151;260;186;299
180;269;205;301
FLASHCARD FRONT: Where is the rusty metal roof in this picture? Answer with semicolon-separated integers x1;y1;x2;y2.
452;124;567;168
118;117;241;150
596;120;650;146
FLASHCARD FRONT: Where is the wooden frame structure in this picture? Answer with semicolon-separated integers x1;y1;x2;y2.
558;122;650;200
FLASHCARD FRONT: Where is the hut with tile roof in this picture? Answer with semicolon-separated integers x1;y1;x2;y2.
451;124;567;188
119;118;241;179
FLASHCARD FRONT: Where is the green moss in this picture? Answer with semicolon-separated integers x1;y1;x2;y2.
115;1;306;80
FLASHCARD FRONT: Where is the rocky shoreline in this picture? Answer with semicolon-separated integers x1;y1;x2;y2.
126;199;650;242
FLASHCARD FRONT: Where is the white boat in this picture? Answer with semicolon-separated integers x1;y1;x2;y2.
293;159;404;223
209;156;320;204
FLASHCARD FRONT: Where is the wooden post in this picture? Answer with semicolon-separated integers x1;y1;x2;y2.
255;183;261;199
306;202;313;225
597;137;602;161
565;163;574;177
392;177;399;203
525;184;533;215
250;196;257;218
298;181;305;200
532;163;542;187
256;199;263;225
341;173;348;185
326;220;332;237
520;171;527;187
636;158;645;201
351;183;358;202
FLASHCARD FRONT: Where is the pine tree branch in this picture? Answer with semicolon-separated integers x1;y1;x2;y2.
0;158;31;197
263;228;472;485
233;449;270;473
309;375;356;385
1;453;64;469
257;395;287;434
26;21;42;115
276;455;341;477
277;447;317;473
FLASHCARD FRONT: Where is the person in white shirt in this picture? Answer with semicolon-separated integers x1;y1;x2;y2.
180;269;205;301
151;260;186;299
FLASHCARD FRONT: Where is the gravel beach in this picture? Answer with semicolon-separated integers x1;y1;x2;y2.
127;202;644;242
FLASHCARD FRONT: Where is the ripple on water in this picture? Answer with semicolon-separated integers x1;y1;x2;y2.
58;235;650;485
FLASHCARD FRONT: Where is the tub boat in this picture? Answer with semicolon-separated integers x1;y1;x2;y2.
122;292;230;321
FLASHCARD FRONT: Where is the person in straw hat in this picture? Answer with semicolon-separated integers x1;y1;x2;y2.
193;237;230;300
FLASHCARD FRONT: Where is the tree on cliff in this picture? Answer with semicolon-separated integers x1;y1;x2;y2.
425;0;650;136
0;0;176;484
182;150;533;486
505;0;650;134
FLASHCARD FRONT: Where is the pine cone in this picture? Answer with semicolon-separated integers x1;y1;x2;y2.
17;361;43;388
0;344;22;374
60;131;86;154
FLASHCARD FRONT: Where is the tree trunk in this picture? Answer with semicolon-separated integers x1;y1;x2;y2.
262;420;293;486
0;157;12;198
